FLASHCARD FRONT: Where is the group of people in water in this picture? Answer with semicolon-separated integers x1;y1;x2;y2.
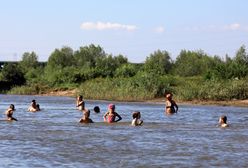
4;93;229;127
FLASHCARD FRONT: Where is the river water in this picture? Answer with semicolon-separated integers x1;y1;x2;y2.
0;94;247;167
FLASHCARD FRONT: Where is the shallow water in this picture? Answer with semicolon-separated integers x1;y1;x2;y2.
0;94;247;168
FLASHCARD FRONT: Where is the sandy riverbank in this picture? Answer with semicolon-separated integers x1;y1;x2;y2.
40;89;248;107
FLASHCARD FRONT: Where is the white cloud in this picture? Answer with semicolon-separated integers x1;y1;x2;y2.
224;23;241;30
80;21;137;31
154;26;165;33
183;23;248;32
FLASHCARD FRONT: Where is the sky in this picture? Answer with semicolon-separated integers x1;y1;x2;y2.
0;0;248;63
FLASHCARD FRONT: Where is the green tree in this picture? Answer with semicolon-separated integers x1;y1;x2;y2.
174;50;214;77
74;44;106;68
1;63;25;86
19;51;39;73
115;63;137;77
144;50;172;75
47;46;74;68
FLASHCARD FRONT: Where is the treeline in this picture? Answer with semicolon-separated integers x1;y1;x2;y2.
0;44;248;101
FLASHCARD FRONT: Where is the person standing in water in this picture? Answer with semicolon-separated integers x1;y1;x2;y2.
79;110;94;123
76;95;85;111
5;104;18;121
28;99;40;112
103;104;122;123
165;93;178;115
131;111;143;126
218;115;229;128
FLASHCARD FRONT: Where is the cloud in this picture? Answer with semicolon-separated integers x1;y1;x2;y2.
80;21;137;31
154;26;165;33
183;23;248;32
224;23;241;30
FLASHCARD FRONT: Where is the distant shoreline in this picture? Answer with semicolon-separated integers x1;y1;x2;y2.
37;89;248;107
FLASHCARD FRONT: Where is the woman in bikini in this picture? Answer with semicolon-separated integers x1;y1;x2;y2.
165;93;178;115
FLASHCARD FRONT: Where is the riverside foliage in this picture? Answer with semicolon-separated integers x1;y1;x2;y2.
0;44;248;101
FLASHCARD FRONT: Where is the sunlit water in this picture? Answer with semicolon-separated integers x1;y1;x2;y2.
0;94;248;168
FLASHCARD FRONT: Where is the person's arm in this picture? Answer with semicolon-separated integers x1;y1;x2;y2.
103;112;108;122
173;100;178;113
115;112;122;122
77;100;83;107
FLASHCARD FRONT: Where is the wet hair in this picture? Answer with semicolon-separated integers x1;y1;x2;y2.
10;104;15;110
93;106;100;113
220;115;227;123
132;111;141;119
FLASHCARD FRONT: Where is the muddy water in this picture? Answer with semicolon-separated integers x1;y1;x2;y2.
0;95;247;167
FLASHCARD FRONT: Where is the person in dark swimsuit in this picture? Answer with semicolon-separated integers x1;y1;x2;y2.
5;104;18;121
103;104;122;123
165;93;178;115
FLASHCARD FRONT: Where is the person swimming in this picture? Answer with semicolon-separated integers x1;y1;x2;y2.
28;99;40;112
79;110;94;124
93;106;100;113
103;104;122;123
165;93;178;115
76;95;85;111
219;115;229;128
5;104;18;121
131;111;143;126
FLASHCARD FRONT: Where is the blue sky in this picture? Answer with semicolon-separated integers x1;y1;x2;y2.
1;0;248;63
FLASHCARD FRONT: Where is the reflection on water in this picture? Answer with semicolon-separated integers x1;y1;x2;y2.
0;94;248;167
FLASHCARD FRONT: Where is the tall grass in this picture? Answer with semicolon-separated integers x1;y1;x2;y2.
175;78;248;101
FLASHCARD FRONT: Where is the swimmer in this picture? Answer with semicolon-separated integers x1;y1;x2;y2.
79;110;94;123
93;106;100;113
165;93;178;115
28;99;40;112
131;111;143;126
219;115;229;128
5;104;18;121
76;95;85;111
103;104;122;123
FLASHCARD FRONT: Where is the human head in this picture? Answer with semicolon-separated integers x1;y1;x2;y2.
78;95;83;100
10;104;15;110
219;115;227;124
132;111;141;119
108;104;115;111
32;99;36;103
166;93;172;100
93;106;100;113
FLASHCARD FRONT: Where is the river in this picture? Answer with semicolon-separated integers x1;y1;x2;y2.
0;94;247;167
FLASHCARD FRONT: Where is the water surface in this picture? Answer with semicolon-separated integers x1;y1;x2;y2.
0;95;247;167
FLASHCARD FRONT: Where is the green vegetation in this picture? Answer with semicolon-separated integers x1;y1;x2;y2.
0;44;248;102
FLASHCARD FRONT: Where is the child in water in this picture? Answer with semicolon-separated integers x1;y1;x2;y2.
165;93;178;115
28;99;40;112
219;115;229;128
76;95;85;111
103;104;122;123
79;110;93;123
93;106;100;113
131;111;143;126
5;104;18;121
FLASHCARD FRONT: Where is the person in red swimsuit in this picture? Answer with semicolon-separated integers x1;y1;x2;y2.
103;104;122;123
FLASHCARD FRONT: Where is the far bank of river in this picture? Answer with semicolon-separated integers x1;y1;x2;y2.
38;89;248;107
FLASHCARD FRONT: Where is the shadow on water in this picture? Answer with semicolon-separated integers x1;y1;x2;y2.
0;94;248;167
